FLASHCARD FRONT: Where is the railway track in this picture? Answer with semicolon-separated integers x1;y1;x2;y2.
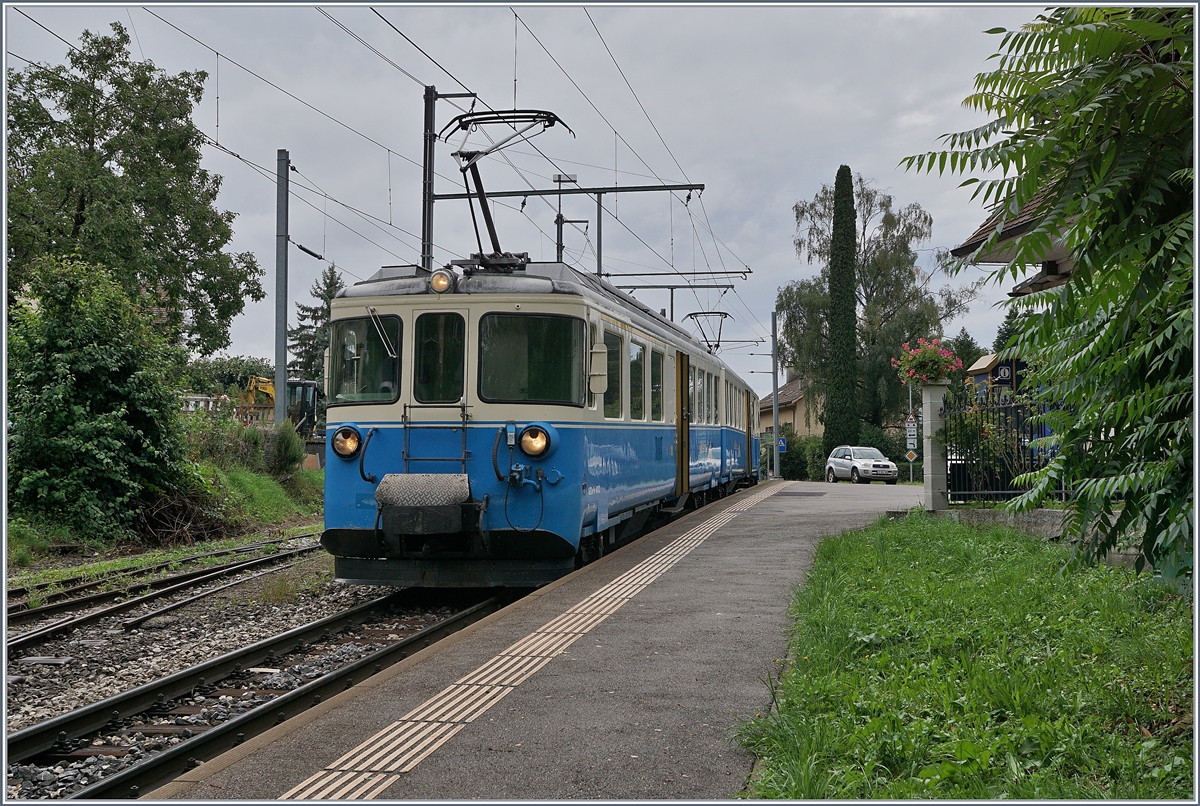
7;589;504;799
7;543;322;652
6;536;309;610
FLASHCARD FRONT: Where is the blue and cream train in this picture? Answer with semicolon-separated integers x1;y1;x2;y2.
319;257;761;588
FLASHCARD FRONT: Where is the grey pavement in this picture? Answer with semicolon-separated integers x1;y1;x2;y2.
150;479;920;800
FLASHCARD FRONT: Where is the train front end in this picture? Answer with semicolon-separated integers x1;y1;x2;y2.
319;265;592;588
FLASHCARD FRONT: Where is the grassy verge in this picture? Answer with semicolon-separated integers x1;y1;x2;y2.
740;514;1193;799
6;468;324;575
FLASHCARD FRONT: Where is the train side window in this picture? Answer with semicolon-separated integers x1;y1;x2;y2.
414;312;465;403
689;366;696;422
603;330;623;419
328;316;402;405
650;350;663;421
629;341;645;420
700;369;710;422
588;325;596;408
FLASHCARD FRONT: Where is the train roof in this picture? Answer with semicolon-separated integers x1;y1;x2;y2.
336;262;754;391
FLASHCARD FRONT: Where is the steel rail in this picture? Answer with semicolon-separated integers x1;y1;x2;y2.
70;596;499;799
7;591;402;762
9;549;312;628
6;546;322;650
6;534;314;603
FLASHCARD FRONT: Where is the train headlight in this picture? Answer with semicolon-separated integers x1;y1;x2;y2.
518;425;550;458
332;426;362;459
430;269;455;293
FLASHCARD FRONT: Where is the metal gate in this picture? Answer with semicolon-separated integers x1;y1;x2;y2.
941;385;1068;503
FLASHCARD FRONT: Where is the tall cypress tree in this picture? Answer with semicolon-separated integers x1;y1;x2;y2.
823;165;859;456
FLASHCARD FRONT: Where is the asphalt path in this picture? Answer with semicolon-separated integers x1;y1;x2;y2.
151;479;921;800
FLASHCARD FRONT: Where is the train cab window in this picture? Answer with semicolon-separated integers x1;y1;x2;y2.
414;312;465;403
650;350;663;421
697;370;706;425
478;314;586;405
603;331;623;418
629;341;645;420
329;315;401;405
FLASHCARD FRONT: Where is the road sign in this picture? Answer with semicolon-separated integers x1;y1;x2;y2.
906;437;918;450
906;426;918;437
905;450;918;462
777;437;787;453
905;413;918;427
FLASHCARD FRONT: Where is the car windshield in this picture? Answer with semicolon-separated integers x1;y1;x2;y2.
854;447;885;460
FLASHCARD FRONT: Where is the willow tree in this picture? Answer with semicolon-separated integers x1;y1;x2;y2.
904;8;1193;581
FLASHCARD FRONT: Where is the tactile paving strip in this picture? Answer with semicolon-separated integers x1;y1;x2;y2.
281;483;785;800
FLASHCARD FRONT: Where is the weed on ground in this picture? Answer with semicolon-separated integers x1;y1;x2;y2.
740;514;1193;799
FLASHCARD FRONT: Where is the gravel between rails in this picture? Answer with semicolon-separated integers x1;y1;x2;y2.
5;550;393;734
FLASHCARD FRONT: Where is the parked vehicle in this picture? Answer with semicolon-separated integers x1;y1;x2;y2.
826;445;899;484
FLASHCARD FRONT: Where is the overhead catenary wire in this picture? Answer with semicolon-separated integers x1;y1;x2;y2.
57;9;466;265
363;8;596;260
140;7;428;173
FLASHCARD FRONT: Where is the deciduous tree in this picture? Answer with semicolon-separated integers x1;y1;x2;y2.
904;7;1192;580
780;172;976;432
6;22;264;354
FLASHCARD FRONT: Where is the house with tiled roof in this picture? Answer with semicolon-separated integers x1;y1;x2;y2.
758;371;823;437
950;186;1075;297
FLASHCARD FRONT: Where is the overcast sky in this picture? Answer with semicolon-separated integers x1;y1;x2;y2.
6;2;1043;397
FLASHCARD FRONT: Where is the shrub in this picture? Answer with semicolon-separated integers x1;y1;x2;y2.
264;418;307;479
184;408;256;470
7;257;189;540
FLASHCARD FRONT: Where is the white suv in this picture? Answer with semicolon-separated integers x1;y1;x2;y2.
826;445;899;484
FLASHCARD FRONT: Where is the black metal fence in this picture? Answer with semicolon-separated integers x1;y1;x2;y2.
941;385;1068;503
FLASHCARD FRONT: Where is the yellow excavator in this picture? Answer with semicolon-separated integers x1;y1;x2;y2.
245;376;276;406
243;376;322;435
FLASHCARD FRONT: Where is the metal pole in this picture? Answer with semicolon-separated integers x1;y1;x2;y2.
669;288;674;321
420;86;436;271
555;213;564;262
771;310;780;479
595;192;603;277
275;149;289;428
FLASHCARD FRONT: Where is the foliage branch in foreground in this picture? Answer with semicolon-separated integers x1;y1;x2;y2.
903;7;1193;580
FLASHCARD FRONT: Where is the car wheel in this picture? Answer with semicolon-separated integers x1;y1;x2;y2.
827;467;836;483
851;468;863;484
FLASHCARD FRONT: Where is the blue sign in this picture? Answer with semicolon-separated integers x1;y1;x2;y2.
777;437;787;453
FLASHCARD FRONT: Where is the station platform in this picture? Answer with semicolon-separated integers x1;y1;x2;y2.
149;479;920;800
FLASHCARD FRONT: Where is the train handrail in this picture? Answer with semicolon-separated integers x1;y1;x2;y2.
402;402;471;474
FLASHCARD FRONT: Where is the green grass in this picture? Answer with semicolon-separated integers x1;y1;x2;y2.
740;515;1193;799
214;467;323;524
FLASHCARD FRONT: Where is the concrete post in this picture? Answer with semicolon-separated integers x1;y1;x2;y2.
922;381;949;511
275;149;289;428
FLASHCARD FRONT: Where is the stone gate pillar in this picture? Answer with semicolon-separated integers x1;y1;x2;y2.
922;381;949;511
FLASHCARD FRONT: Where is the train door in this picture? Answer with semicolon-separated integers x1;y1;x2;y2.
745;388;753;479
408;309;469;471
675;350;690;497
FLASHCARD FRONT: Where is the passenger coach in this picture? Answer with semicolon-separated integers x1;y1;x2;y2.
319;258;761;588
